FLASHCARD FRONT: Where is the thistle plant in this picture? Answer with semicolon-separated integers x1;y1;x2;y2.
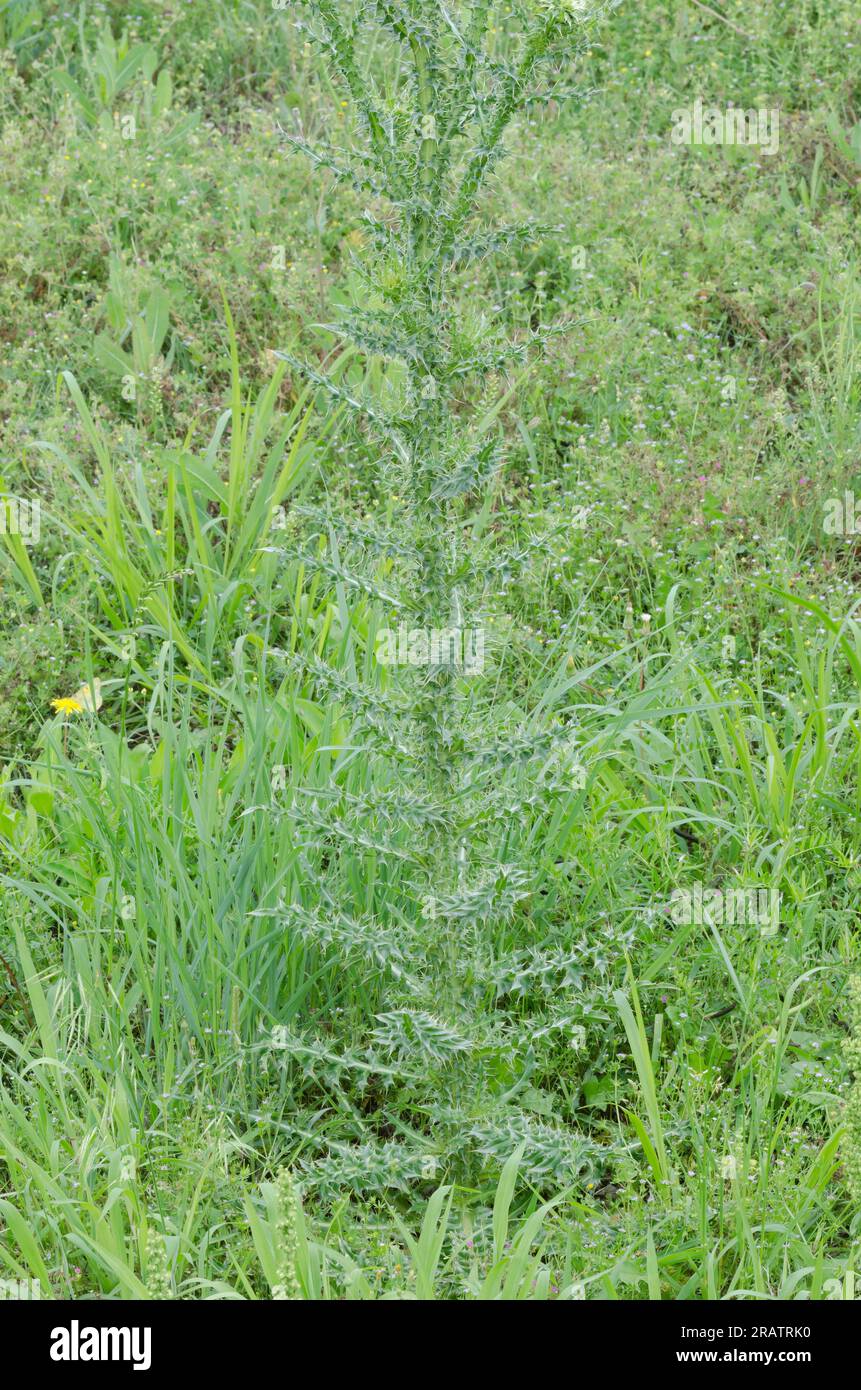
272;1168;303;1300
266;0;620;1196
144;1227;174;1300
843;976;861;1208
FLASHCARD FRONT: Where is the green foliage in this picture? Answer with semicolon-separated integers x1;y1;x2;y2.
262;0;624;1195
843;977;861;1209
1;0;861;1303
272;1170;302;1299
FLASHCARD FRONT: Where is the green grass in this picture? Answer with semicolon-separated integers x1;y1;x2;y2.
1;0;861;1300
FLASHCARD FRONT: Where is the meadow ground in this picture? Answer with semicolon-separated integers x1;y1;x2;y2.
1;0;861;1302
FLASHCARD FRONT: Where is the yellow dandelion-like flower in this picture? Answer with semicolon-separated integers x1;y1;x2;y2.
51;697;83;715
51;680;103;715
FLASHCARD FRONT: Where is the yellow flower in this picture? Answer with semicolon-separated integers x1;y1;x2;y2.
51;697;83;715
51;679;103;715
